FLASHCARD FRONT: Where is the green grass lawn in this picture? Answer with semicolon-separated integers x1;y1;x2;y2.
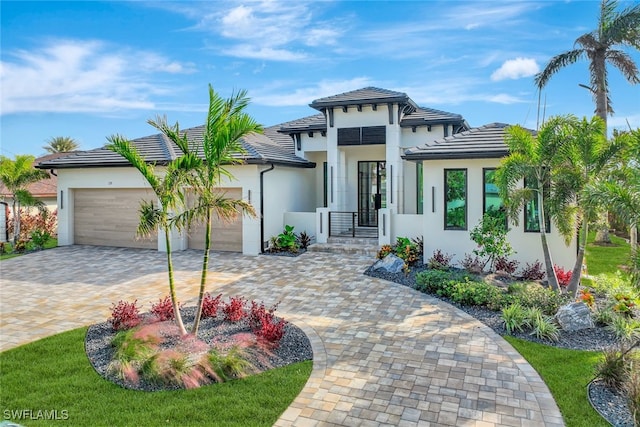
505;336;609;427
0;238;57;261
585;231;630;276
0;328;312;426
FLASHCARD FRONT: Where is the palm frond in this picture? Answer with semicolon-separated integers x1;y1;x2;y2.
535;49;585;89
137;201;163;238
106;136;160;191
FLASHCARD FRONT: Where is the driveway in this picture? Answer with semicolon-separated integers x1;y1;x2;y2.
0;246;563;426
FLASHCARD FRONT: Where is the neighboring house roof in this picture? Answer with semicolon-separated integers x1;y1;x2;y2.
403;122;534;160
36;125;315;170
310;87;413;109
0;154;59;199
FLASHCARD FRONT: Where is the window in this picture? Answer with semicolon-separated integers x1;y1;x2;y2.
337;126;386;145
483;168;505;224
444;169;467;230
417;163;424;214
524;178;551;232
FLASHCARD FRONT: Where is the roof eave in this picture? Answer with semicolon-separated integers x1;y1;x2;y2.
402;150;508;161
310;95;410;110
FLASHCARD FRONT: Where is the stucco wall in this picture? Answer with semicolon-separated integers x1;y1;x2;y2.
421;158;577;270
400;125;446;148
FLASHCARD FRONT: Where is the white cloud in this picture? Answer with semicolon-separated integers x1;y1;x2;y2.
491;57;540;81
0;39;194;115
222;45;307;61
252;77;374;106
488;93;528;104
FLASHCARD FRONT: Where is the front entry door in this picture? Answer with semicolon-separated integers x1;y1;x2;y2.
358;161;386;227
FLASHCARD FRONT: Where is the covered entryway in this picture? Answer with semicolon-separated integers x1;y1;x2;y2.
73;188;158;249
358;161;386;227
187;188;243;252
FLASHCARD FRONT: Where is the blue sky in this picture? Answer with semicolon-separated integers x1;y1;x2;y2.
2;0;639;158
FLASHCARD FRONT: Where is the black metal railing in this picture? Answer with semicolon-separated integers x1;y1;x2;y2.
328;211;378;238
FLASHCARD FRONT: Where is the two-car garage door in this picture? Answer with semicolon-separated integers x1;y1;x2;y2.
73;188;243;252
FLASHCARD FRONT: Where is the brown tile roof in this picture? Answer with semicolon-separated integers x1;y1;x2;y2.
0;155;59;198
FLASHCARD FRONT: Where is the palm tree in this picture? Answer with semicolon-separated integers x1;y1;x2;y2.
43;136;79;153
151;85;260;335
106;137;200;336
535;0;640;129
551;116;626;297
0;155;50;244
535;0;640;243
496;117;578;291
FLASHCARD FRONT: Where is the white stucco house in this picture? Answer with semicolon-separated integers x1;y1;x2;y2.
37;87;576;269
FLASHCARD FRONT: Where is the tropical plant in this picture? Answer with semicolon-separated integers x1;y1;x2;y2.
0;155;50;244
42;136;79;153
469;213;513;272
496;117;575;291
502;303;527;334
106;136;198;336
535;0;640;243
152;85;260;335
551;116;627;297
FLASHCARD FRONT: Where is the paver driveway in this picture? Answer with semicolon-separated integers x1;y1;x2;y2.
0;246;563;426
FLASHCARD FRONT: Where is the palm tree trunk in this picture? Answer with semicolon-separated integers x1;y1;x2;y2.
630;225;637;251
191;208;212;335
165;226;187;335
12;200;20;244
567;223;587;298
539;191;560;291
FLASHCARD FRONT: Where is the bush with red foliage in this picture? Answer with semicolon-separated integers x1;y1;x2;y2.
202;293;222;318
494;257;520;275
110;300;142;331
553;265;573;288
248;300;286;347
222;296;247;322
519;261;546;281
150;296;176;321
8;208;57;241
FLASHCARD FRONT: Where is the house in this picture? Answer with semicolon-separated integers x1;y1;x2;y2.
37;87;576;269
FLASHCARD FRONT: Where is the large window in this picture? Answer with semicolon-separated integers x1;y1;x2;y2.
483;168;505;224
444;169;467;230
417;163;424;214
524;178;551;232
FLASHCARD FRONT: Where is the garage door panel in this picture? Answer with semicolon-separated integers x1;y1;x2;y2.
74;189;157;249
187;188;243;252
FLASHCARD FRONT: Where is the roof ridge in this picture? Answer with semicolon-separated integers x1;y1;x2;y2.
159;133;178;160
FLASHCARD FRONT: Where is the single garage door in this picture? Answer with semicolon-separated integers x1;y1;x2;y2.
188;188;243;252
74;188;158;249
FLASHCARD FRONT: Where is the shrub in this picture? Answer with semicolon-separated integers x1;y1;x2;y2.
613;293;636;318
494;257;519;275
223;296;247;322
528;311;560;341
207;346;255;382
202;293;222;318
296;231;313;250
141;349;203;388
377;244;393;260
8;208;58;241
271;225;299;253
110;300;142;331
469;213;513;272
502;304;527;334
578;289;595;308
449;280;505;308
509;282;567;315
460;253;484;274
554;265;572;288
30;229;52;250
394;237;421;266
150;296;176;321
519;261;545;281
248;300;287;347
415;269;456;293
108;326;162;383
596;348;628;389
594;307;616;326
606;316;640;343
624;359;640;426
428;249;454;271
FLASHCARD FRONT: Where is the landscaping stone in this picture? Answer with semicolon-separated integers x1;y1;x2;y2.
555;302;594;331
372;253;404;273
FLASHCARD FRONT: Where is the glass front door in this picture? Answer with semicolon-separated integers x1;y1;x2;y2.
358;161;386;227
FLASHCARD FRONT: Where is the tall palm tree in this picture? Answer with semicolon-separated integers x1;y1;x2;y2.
106;137;199;336
496;117;577;291
551;116;626;297
151;85;260;335
535;0;640;129
0;155;50;244
43;136;79;153
535;0;640;243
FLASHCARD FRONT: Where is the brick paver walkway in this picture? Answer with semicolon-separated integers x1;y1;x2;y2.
0;246;564;426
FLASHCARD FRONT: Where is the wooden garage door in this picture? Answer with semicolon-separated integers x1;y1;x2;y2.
188;188;243;252
74;188;158;249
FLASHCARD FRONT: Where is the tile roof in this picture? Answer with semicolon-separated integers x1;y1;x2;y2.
401;107;467;126
0;154;59;199
403;123;534;160
310;87;412;109
36;126;314;170
277;114;327;133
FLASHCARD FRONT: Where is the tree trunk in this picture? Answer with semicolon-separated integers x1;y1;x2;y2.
630;225;637;251
594;210;611;243
191;208;212;335
567;223;587;298
12;200;20;245
165;226;187;336
538;191;560;291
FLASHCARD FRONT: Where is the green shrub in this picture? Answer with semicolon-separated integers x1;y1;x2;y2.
624;357;640;426
594;307;617;326
528;311;560;342
449;280;505;308
502;303;527;334
207;346;255;382
509;282;568;315
595;348;627;389
606;316;640;343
